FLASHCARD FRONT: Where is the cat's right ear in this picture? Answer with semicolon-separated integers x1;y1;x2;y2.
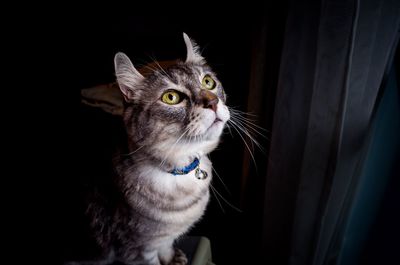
183;33;205;64
114;52;144;102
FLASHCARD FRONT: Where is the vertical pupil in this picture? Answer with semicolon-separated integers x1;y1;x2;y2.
168;94;174;101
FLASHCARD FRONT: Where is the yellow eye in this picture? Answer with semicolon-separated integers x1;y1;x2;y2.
161;90;181;105
202;75;216;90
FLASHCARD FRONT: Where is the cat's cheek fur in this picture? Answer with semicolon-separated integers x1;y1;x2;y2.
188;101;230;139
217;101;230;123
188;108;215;136
204;101;230;140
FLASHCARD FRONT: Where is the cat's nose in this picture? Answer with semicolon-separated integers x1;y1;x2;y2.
200;90;219;112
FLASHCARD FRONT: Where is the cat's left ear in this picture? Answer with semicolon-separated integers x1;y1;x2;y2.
183;33;205;64
114;52;144;102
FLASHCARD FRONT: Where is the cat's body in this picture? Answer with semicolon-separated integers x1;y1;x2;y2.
85;154;212;265
67;33;230;265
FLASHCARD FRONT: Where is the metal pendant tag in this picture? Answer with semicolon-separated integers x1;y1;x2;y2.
195;168;208;180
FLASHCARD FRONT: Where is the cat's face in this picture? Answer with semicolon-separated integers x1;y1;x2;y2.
115;33;230;167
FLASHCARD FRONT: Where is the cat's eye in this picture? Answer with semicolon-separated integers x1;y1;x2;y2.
202;75;216;90
161;90;182;105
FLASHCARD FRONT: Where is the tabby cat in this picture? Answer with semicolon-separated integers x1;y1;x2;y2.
68;33;230;265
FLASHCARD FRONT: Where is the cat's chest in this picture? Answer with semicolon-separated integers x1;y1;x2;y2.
126;157;212;223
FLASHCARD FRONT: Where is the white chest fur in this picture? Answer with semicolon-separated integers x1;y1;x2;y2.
128;156;212;226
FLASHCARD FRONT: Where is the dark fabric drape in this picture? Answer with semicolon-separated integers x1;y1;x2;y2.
335;58;400;265
259;0;400;264
311;1;400;264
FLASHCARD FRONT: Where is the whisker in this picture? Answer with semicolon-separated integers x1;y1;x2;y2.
136;59;163;76
229;118;265;152
148;55;172;79
225;123;234;137
141;64;160;75
227;120;258;170
121;145;145;157
228;107;258;117
229;108;269;142
230;112;260;123
209;184;225;213
230;112;268;133
229;114;268;135
210;164;231;195
229;111;267;140
210;183;242;213
229;118;264;151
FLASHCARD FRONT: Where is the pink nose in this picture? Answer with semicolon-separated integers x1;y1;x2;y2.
200;90;219;112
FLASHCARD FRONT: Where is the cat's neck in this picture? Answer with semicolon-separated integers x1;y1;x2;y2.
122;149;202;172
114;143;205;175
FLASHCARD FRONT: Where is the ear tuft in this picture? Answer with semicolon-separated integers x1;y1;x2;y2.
183;32;205;64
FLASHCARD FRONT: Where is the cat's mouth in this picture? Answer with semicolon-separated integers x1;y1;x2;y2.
206;117;224;132
213;117;223;124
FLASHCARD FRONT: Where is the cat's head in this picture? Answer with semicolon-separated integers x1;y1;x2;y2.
114;33;230;167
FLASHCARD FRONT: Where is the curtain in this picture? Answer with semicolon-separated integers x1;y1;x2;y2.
256;0;400;264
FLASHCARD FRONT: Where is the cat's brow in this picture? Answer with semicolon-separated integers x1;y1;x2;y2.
164;79;192;96
175;85;192;97
193;67;202;76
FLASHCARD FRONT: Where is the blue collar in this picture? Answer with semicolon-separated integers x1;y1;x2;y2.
170;158;200;175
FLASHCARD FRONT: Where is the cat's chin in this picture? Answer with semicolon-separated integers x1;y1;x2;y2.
204;119;225;140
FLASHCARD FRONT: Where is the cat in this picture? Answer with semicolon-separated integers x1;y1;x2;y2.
66;33;230;265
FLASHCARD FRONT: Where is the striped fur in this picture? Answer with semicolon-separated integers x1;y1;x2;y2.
70;34;230;265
